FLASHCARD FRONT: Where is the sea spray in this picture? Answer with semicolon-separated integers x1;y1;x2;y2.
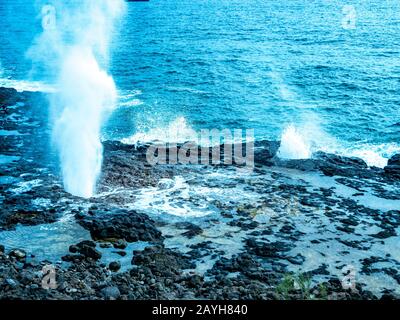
28;0;125;198
278;125;311;159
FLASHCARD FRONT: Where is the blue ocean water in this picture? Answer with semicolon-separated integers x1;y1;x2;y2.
1;0;400;166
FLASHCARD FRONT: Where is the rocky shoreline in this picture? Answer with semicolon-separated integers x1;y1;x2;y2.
1;87;400;300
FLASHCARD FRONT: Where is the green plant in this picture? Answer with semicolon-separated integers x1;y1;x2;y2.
275;273;314;300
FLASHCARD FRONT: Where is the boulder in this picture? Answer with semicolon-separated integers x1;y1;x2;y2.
109;261;121;272
68;240;102;260
384;154;400;178
76;207;163;243
387;154;400;166
254;140;281;166
9;249;27;261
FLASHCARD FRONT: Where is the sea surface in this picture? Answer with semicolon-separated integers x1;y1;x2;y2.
1;0;400;166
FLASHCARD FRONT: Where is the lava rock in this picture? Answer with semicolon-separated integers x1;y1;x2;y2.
387;154;400;166
67;240;102;260
246;239;290;258
9;249;27;261
132;246;194;276
109;261;121;272
113;239;127;249
0;87;18;108
384;155;400;178
254;140;281;166
77;207;163;243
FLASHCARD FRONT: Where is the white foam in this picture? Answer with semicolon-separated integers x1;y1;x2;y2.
278;125;311;159
121;116;198;145
276;123;399;168
0;78;55;93
10;179;42;194
118;90;143;107
131;176;213;217
341;143;400;168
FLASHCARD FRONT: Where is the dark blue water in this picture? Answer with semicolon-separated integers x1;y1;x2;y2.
1;0;400;166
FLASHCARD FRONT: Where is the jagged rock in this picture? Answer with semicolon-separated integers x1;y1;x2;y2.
387;154;400;166
254;140;281;166
384;154;400;178
9;249;27;261
76;207;163;243
174;222;203;239
68;240;101;260
132;246;194;276
0;87;18;108
113;239;127;249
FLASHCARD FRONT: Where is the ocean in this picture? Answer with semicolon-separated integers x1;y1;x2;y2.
1;0;400;166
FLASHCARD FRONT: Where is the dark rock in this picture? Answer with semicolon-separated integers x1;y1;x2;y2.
113;239;127;249
1;208;58;230
246;239;290;258
275;151;379;180
132;246;194;276
254;140;280;166
285;253;305;265
187;275;203;288
175;222;203;239
76;207;163;243
67;241;102;260
109;261;121;272
61;254;85;262
69;245;79;253
383;154;400;178
384;164;400;178
100;141;174;189
276;158;318;172
0;87;18;108
371;229;396;239
9;249;27;261
387;154;400;166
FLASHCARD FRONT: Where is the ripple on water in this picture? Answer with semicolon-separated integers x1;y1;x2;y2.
0;216;90;262
0;155;20;165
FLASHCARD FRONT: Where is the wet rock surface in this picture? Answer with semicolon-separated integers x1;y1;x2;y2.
76;206;163;244
1;87;400;300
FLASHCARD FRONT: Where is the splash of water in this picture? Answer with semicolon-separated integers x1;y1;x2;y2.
28;0;125;198
340;143;400;168
278;125;311;159
122;117;198;145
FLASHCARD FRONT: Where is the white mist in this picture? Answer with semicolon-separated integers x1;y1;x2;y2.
278;125;311;159
29;0;125;198
54;47;117;197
